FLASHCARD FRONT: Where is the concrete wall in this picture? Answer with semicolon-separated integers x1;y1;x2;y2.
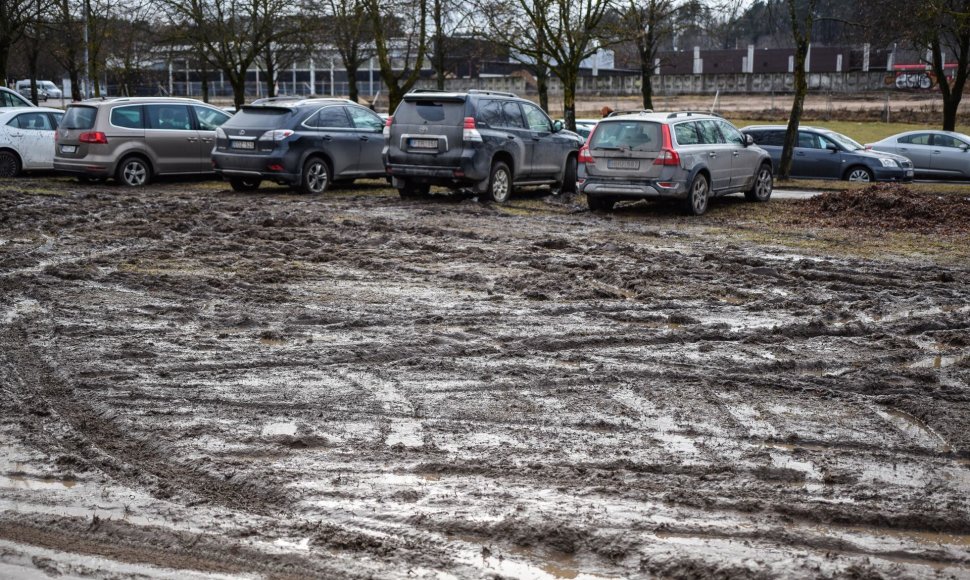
413;72;891;97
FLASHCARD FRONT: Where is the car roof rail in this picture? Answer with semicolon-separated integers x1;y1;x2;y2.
466;89;518;98
606;109;653;117
666;111;724;119
409;89;450;94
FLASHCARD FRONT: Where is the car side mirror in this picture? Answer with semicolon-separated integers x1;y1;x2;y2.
826;144;839;152
552;120;563;133
744;134;754;146
961;144;969;152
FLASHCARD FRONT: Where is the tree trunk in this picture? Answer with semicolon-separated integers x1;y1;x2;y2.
535;60;550;112
69;70;81;101
201;61;209;103
230;74;246;109
0;42;10;85
562;71;577;132
780;40;809;180
639;57;654;110
347;63;360;103
932;34;969;131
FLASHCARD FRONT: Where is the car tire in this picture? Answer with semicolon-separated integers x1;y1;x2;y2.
587;195;616;211
684;173;709;216
744;163;773;202
398;181;430;198
485;161;512;203
299;157;330;194
0;150;22;178
116;156;151;187
229;177;261;192
557;155;578;195
845;166;874;182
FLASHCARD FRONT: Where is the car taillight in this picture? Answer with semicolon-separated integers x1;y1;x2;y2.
383;116;393;140
463;117;482;143
653;125;680;166
578;144;593;164
78;131;108;144
258;129;294;142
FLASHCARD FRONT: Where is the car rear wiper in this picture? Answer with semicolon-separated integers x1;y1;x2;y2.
593;145;622;150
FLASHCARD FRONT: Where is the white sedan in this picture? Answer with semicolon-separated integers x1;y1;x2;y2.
0;107;64;177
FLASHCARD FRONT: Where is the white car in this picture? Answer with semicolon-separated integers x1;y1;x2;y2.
16;80;63;101
1;86;35;109
0;107;64;177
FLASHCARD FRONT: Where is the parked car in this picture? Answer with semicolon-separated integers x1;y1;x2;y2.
53;97;232;186
866;130;970;179
383;89;583;202
741;125;913;182
16;80;63;101
1;86;35;109
211;97;386;193
578;111;773;215
0;107;64;177
571;118;598;142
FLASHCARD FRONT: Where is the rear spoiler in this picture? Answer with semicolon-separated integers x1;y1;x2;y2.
402;92;466;103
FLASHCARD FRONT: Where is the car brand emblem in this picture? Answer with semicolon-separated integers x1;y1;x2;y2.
239;129;246;135
419;127;427;134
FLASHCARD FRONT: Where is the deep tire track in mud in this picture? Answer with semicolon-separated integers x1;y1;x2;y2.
1;178;969;578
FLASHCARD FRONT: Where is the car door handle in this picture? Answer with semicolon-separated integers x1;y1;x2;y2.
507;135;515;140
933;150;942;154
200;138;212;143
732;151;739;157
708;152;717;158
360;135;369;141
187;137;198;143
796;151;806;156
322;135;332;141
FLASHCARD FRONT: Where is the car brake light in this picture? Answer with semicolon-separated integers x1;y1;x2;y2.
79;131;108;144
383;115;393;140
578;144;593;164
258;129;294;142
653;125;680;166
463;117;482;143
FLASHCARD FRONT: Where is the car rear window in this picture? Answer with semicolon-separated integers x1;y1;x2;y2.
589;121;661;151
62;106;97;130
226;108;294;130
395;100;466;124
111;105;143;129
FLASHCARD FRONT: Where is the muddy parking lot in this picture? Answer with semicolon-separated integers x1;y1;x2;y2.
1;177;968;579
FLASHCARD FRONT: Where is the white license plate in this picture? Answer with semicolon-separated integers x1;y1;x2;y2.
906;170;914;177
409;138;438;149
608;159;639;170
231;140;255;150
60;145;77;154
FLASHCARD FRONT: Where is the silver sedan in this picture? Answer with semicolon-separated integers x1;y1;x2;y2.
867;130;970;179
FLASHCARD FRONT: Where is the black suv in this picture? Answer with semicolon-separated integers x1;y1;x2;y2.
383;89;583;202
211;97;386;193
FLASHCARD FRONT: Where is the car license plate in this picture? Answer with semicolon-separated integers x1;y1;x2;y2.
231;140;255;150
906;170;914;177
409;138;437;150
608;159;639;170
60;145;77;154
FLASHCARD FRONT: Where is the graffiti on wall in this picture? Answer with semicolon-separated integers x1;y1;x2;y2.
887;64;957;91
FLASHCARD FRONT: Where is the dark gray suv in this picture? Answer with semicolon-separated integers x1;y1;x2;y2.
383;89;583;202
211;97;386;193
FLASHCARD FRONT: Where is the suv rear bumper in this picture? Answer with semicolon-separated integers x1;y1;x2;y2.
386;158;489;190
580;178;688;199
53;159;113;178
212;151;300;185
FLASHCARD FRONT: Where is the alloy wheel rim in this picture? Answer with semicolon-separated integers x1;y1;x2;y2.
493;169;509;201
849;169;871;182
757;169;772;198
692;179;707;212
308;162;327;192
0;154;16;177
124;162;146;185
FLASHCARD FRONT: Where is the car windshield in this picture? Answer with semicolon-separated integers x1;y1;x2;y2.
589;121;661;152
825;131;864;151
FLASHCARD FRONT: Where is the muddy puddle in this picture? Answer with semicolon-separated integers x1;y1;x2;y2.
1;179;969;578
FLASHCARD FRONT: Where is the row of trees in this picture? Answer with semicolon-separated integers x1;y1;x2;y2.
1;0;968;136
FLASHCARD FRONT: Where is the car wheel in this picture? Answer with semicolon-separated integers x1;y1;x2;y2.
398;181;430;198
300;157;330;194
744;163;773;202
229;177;261;192
0;150;22;177
845;166;874;182
116;156;151;187
557;155;578;195
485;161;512;203
684;173;709;215
587;195;616;211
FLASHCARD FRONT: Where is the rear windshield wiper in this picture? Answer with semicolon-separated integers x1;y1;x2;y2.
593;145;622;150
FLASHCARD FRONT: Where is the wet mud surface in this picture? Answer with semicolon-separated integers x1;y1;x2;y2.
1;178;969;578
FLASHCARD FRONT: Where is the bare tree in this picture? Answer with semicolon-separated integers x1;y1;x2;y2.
159;0;295;108
0;0;47;82
624;0;677;110
778;0;817;180
363;0;427;113
429;0;472;89
524;0;614;130
319;0;373;102
911;0;970;131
